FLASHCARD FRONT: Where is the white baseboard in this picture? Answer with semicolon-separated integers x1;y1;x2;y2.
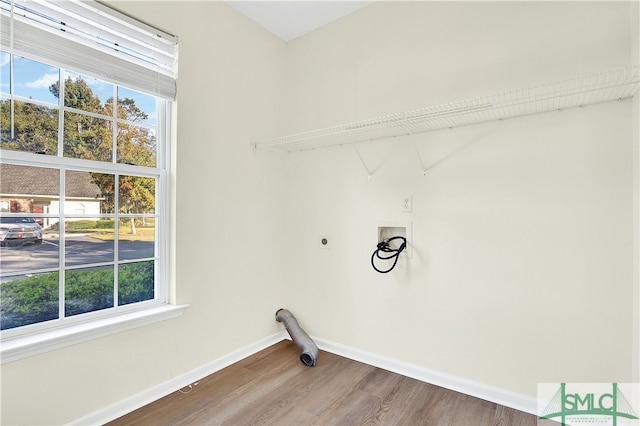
313;336;538;416
68;330;288;426
70;331;537;424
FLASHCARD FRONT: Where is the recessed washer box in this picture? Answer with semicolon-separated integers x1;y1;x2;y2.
377;222;412;258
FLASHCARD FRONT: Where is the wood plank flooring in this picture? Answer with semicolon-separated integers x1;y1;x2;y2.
107;340;543;425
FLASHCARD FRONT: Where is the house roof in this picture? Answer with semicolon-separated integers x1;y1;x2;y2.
0;163;102;199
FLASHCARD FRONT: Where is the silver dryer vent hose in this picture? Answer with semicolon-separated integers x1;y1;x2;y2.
276;308;318;367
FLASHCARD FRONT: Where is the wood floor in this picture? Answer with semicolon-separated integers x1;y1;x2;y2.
107;340;541;425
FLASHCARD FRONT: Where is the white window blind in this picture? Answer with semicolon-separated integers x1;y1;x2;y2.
0;0;177;99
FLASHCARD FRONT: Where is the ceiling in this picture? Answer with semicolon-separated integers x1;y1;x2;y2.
224;1;376;42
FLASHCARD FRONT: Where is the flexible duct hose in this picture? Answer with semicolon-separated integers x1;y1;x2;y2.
275;308;318;367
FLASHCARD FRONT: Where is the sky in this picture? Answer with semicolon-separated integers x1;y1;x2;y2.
1;51;157;126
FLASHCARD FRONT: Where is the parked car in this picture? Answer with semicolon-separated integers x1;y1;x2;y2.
0;217;43;247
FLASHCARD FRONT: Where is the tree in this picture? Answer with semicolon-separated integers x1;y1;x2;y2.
0;100;58;154
53;77;156;232
51;77;112;162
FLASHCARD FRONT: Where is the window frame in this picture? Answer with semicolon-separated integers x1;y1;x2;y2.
0;47;183;362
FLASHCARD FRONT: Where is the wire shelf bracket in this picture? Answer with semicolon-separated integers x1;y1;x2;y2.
252;66;640;157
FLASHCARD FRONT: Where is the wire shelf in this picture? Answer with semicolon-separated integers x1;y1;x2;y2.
252;66;640;152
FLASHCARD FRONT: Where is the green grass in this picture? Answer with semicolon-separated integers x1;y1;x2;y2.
89;227;155;242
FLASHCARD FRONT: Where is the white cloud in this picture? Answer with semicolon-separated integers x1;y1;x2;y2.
25;72;59;89
0;52;9;68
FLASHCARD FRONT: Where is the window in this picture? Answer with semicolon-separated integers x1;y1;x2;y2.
0;0;181;358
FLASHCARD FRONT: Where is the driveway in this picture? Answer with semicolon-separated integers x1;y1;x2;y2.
0;234;154;277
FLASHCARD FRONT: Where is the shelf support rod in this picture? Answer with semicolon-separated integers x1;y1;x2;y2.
352;143;373;180
410;134;428;176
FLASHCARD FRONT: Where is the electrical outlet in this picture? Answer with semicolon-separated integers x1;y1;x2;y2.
402;196;412;213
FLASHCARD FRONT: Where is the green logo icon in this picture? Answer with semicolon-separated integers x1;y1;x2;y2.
539;383;638;426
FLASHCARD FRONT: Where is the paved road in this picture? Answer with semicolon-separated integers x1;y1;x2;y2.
0;235;154;276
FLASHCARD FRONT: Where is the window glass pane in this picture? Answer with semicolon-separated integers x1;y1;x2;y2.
0;164;59;207
1;51;9;94
63;111;112;162
65;266;114;317
65;170;110;213
1;99;58;155
0;215;44;248
0;215;43;248
64;219;114;267
118;261;154;306
88;172;115;215
0;97;9;144
118;87;156;126
0;218;58;272
13;56;59;104
119;176;155;214
0;272;59;330
64;72;113;113
117;123;156;167
118;217;155;261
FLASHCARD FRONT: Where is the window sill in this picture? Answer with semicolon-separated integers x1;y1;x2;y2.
1;304;189;364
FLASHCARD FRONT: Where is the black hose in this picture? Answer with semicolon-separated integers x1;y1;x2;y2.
371;236;407;273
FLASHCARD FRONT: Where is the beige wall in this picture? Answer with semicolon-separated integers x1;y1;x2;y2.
631;0;640;386
0;1;637;424
282;0;637;398
282;1;635;133
0;2;288;424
